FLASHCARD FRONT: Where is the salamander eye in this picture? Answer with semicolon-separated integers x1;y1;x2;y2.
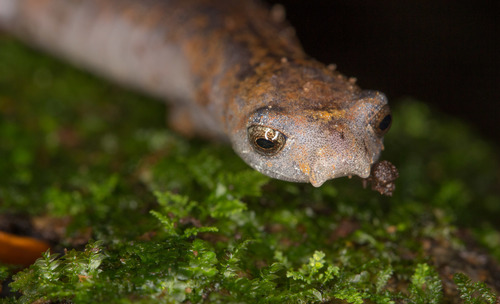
248;125;286;155
371;105;392;136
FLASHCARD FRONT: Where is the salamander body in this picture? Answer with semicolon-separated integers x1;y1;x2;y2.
0;0;393;187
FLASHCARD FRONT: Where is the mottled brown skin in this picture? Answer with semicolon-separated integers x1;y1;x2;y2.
0;0;394;188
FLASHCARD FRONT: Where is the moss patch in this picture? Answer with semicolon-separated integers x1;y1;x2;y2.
0;37;499;303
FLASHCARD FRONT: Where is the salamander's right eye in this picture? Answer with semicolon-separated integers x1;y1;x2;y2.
370;105;392;137
248;125;286;156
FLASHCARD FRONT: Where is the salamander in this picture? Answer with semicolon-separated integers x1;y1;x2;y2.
0;0;397;190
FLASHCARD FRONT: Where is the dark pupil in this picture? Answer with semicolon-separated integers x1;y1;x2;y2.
379;115;392;131
256;138;275;149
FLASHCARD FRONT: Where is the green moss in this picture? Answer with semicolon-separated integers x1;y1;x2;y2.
408;263;442;304
454;273;497;304
0;37;499;303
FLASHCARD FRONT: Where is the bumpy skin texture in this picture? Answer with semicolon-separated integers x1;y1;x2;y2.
0;0;392;187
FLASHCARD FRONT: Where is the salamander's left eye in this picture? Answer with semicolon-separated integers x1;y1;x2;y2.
370;105;392;136
248;125;286;156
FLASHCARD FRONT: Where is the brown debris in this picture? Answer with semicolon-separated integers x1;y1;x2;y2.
363;160;399;196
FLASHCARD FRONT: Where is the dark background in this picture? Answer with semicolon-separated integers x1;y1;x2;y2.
265;0;498;144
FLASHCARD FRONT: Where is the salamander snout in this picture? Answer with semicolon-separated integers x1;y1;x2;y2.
305;131;374;187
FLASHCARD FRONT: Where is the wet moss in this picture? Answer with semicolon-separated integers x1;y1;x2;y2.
0;37;499;303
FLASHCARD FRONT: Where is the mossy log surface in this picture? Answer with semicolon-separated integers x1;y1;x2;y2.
0;37;499;303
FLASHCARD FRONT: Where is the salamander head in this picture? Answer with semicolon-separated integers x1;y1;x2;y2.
229;89;392;187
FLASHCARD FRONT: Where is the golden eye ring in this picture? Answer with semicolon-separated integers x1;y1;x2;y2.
247;125;286;156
